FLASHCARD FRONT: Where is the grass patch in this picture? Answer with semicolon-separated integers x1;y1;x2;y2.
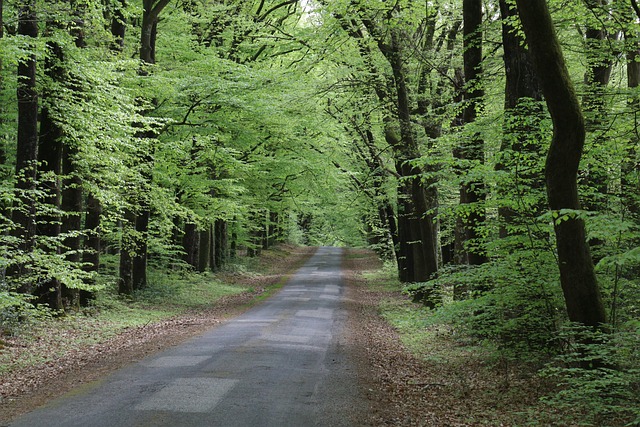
139;270;250;309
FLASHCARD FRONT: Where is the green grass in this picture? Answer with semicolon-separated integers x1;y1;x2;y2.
139;270;250;309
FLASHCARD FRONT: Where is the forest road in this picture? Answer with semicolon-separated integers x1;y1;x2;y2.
8;246;368;427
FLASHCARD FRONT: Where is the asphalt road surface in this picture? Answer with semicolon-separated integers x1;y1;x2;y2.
9;246;366;427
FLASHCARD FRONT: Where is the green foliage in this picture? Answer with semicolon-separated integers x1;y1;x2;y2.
137;270;249;309
416;253;562;363
540;325;640;427
0;290;52;336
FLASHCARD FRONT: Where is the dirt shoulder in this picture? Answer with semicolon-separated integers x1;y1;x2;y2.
343;248;560;426
0;245;315;424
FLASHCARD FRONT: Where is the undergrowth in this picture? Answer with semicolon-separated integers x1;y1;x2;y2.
358;251;640;427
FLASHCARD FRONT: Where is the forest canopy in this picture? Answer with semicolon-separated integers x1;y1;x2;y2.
0;0;639;424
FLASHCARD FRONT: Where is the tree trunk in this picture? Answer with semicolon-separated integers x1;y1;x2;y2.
214;219;227;268
60;147;83;308
110;0;127;52
11;0;39;293
209;223;217;271
131;0;170;287
132;196;149;289
118;209;136;295
497;0;544;238
381;30;438;282
198;228;210;272
623;33;640;218
456;0;486;265
81;192;101;306
36;34;65;309
183;222;199;268
141;0;171;65
229;220;237;259
515;0;607;329
267;211;278;247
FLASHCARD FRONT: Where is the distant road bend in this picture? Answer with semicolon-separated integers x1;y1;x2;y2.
9;246;366;427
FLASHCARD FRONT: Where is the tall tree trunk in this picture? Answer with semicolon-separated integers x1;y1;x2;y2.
11;0;39;293
515;0;607;329
229;219;237;260
129;0;171;288
118;209;136;294
497;0;543;238
63;1;89;306
36;32;65;309
132;186;150;289
60;149;83;307
110;0;127;52
215;219;227;268
183;222;199;268
209;223;217;271
381;30;438;282
623;32;640;219
81;192;101;306
198;228;210;272
456;0;486;265
581;0;613;257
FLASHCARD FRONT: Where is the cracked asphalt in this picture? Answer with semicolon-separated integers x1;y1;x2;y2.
9;246;366;427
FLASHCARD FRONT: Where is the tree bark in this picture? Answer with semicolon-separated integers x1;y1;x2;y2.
198;228;210;272
118;209;136;295
141;0;171;65
60;148;83;307
497;0;544;238
132;207;149;290
214;219;227;268
183;222;199;268
36;34;65;309
515;0;607;329
81;192;101;306
11;0;39;293
209;223;217;271
110;0;127;52
456;0;487;265
381;30;438;282
130;0;170;288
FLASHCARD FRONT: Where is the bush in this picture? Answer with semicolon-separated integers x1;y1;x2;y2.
540;324;640;426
